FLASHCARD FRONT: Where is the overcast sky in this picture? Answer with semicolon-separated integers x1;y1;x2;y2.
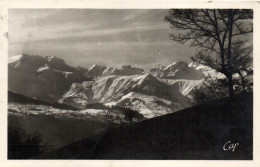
9;9;197;69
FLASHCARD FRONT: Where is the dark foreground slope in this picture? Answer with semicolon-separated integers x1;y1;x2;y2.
36;93;253;160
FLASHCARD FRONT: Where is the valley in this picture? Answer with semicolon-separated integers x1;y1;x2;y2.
7;54;253;159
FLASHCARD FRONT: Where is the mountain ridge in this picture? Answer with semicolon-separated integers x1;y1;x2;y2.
8;55;90;102
59;73;195;118
8;54;212;118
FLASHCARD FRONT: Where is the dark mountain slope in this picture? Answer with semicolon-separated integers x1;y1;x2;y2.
8;55;89;103
8;91;78;110
36;93;253;160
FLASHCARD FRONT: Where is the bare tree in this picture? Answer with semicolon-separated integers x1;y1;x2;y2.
165;9;253;98
232;41;253;93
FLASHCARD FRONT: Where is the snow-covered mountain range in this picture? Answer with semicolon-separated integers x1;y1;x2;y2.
59;74;203;118
144;61;204;80
8;54;222;118
84;64;144;76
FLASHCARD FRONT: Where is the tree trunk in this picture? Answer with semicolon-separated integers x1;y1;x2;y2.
227;10;234;98
227;73;234;98
238;70;246;93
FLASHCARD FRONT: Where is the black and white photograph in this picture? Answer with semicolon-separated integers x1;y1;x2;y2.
4;6;255;161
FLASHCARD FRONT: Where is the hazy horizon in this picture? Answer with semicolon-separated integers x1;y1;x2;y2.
8;9;198;69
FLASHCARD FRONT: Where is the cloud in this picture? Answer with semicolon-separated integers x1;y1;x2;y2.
9;9;169;44
8;9;195;68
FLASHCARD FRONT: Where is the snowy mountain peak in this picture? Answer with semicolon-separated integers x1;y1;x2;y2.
86;64;144;76
88;64;106;71
85;64;107;76
164;62;177;70
164;61;188;71
46;56;56;61
46;56;65;64
152;64;165;70
88;64;96;70
88;64;106;70
136;73;160;87
142;73;155;80
8;55;24;64
146;61;204;80
102;67;116;75
188;62;206;70
188;62;226;79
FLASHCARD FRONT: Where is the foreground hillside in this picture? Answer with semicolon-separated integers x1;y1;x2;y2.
8;91;144;156
36;93;253;160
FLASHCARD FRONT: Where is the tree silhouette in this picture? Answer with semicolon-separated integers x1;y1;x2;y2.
165;9;253;98
231;41;253;93
124;107;135;124
192;75;229;104
8;118;46;159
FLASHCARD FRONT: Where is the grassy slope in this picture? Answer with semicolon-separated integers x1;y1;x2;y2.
36;93;253;160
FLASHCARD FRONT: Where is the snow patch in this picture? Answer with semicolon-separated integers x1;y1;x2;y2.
37;64;50;72
164;62;177;71
8;55;23;64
